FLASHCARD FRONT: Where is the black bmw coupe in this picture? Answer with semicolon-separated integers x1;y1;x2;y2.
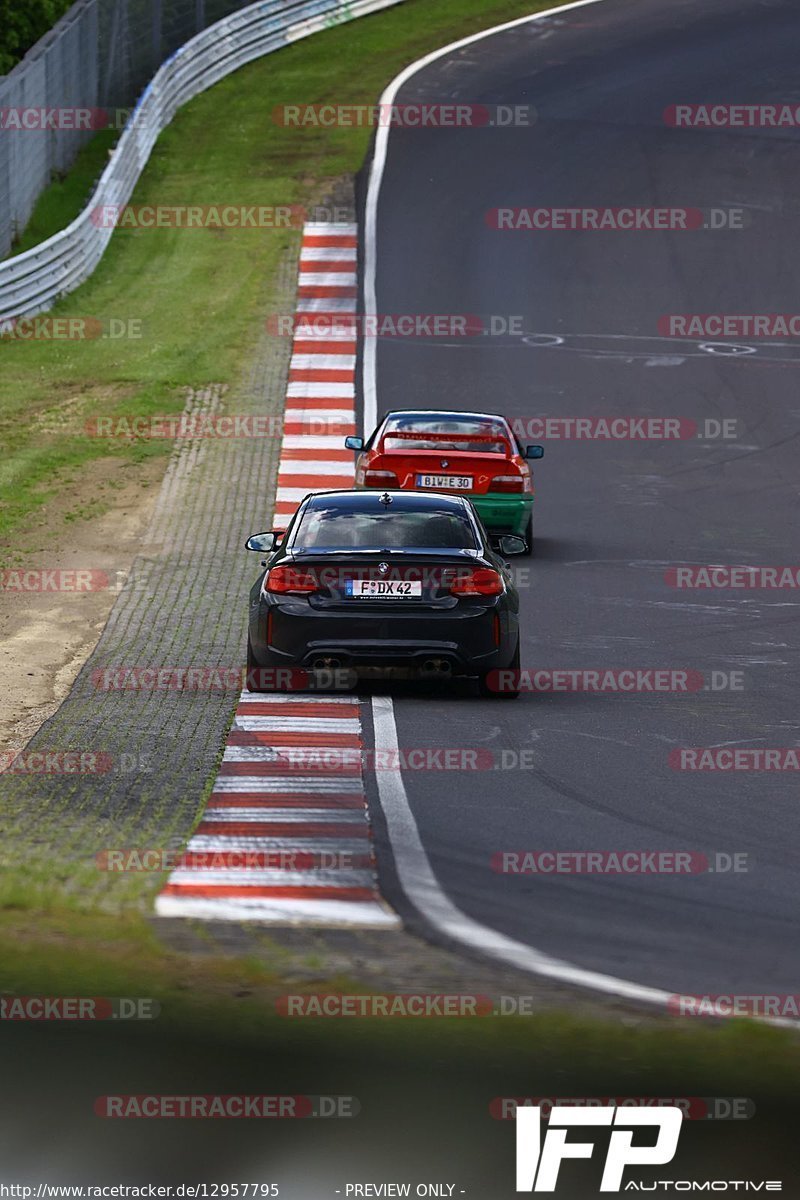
245;489;524;697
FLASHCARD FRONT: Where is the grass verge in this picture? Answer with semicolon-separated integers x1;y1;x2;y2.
1;909;798;1094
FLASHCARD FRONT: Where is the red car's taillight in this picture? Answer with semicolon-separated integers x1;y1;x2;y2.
264;566;318;594
364;469;399;486
490;474;524;494
450;568;504;596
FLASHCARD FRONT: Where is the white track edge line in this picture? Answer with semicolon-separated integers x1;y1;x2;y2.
370;696;800;1028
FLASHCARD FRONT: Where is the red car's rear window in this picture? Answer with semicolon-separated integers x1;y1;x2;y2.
381;418;511;455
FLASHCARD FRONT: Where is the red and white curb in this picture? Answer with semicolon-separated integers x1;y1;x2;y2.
277;221;358;524
156;223;399;927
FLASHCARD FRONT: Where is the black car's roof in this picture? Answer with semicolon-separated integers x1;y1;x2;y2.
302;489;474;514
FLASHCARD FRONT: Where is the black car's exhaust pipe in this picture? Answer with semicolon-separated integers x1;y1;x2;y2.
312;656;342;671
421;658;452;676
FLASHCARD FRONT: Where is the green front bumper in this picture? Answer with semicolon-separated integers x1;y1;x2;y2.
471;493;533;536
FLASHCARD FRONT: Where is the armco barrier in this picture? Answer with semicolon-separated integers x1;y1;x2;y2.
0;0;405;322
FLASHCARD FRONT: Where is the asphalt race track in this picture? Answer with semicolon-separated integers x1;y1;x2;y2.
359;0;800;998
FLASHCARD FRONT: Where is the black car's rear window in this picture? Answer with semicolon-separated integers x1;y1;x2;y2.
293;506;478;550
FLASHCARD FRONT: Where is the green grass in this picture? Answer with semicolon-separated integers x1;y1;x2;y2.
0;0;554;555
0;908;798;1094
10;129;120;256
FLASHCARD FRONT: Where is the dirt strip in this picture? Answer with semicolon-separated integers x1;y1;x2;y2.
0;248;295;912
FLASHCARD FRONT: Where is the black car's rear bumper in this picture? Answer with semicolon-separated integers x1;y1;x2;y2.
249;597;517;676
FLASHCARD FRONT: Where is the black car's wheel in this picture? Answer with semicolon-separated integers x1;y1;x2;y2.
246;636;273;693
478;636;520;699
522;512;534;556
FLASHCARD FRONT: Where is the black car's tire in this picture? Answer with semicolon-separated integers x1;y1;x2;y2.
478;637;520;699
522;512;534;556
246;637;272;693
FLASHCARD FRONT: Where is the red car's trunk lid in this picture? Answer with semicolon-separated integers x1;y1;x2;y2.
372;447;521;495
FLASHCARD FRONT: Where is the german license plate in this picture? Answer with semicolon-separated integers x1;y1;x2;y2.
416;473;473;489
346;579;422;598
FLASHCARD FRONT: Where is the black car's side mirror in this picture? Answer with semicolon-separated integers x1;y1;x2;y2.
498;535;527;556
245;532;278;553
525;444;544;459
344;436;364;451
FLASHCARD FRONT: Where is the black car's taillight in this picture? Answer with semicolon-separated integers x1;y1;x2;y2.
264;566;318;594
449;568;504;596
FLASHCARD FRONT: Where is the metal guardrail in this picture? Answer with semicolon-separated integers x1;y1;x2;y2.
0;0;404;321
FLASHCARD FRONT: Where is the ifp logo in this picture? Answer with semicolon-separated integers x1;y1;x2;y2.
516;1105;683;1192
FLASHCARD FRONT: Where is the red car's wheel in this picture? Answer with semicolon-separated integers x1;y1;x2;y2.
522;512;534;556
